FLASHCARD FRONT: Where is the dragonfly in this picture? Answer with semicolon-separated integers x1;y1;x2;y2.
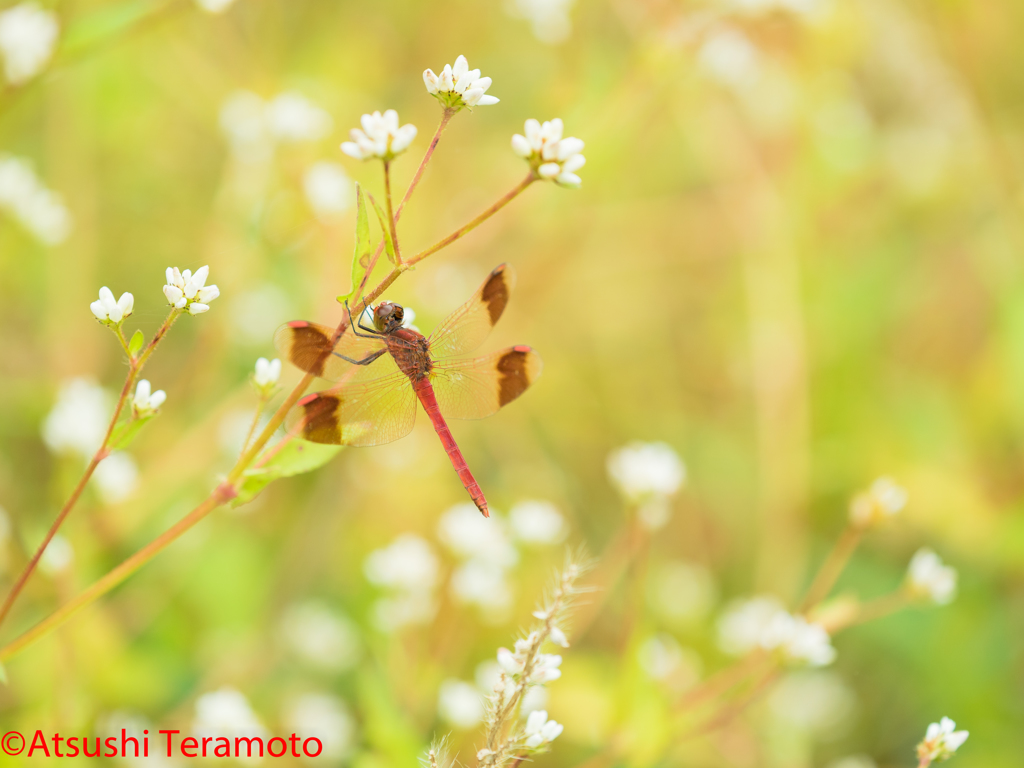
274;264;542;517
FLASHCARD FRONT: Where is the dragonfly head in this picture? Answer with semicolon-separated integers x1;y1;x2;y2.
373;301;405;333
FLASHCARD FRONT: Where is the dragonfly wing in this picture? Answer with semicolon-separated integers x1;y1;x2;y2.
294;370;417;446
431;345;543;420
275;320;394;381
428;263;516;358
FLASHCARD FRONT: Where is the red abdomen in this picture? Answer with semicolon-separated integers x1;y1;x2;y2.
413;377;489;517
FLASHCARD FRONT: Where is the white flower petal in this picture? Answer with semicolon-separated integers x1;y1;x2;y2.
476;94;499;106
538;162;561;179
511;134;532;157
188;302;210;315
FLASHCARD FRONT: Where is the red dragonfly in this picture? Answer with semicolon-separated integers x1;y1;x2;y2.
275;264;542;517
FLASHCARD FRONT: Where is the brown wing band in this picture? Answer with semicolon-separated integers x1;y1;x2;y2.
497;345;534;406
286;321;333;378
299;393;343;444
482;264;511;325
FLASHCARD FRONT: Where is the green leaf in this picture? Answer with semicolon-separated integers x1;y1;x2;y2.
337;183;372;305
128;329;144;356
0;662;8;685
108;413;154;451
367;191;398;265
232;439;342;507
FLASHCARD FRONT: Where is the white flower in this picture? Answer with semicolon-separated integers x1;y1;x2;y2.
194;0;239;13
89;286;133;325
607;441;686;502
266;92;333;143
282;693;355;761
531;653;563;683
39;533;73;575
0;154;71;244
697;27;762;89
762;613;836;667
849;476;907;528
219;90;272;160
192;688;268;740
0;3;58;85
511;118;585;188
93;452;139;504
280;601;360;672
638;634;684;681
253;357;282;390
364;534;439;591
164;265;220;314
438;503;518;568
364;534;439;632
340;109;417;161
437;679;485;729
549;626;569;648
132;379;166;417
303;161;352;220
506;0;575;44
41;378;111;456
769;671;856;737
509;500;567;545
523;710;563;749
423;55;499;111
906;548;957;605
917;717;968;763
450;560;513;617
717;595;788;655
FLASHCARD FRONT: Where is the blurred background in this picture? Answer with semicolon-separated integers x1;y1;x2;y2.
0;0;1019;765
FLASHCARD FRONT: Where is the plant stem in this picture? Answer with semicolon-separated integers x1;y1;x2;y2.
676;650;769;712
683;664;779;739
828;590;910;632
356;109;454;298
0;163;534;660
407;174;536;266
0;309;179;632
383;161;402;264
239;398;267;457
800;524;862;612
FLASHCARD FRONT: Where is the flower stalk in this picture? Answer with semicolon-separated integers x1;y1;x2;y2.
0;308;180;632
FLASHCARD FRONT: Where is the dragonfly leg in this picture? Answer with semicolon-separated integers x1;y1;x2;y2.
345;300;381;338
334;348;387;366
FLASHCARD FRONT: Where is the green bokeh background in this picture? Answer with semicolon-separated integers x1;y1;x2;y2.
0;0;1020;765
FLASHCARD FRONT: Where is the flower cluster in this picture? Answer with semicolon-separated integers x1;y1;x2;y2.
718;596;835;667
906;548;957;605
916;717;968;764
220;90;333;160
89;287;134;326
0;2;58;85
340;110;417;162
497;634;563;684
475;562;582;766
848;476;907;529
0;154;72;245
423;55;499;111
511;118;586;188
607;441;686;529
131;380;166;418
164;266;220;315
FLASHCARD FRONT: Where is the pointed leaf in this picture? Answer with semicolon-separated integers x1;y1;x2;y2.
128;329;144;356
232;439;343;507
366;191;398;265
338;183;372;304
108;413;155;451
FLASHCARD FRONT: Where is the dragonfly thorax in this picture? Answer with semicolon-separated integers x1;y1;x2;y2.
373;301;405;333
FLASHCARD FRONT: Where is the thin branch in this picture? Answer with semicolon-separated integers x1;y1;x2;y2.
800;525;862;612
383;161;403;264
407;174;536;266
0;309;180;631
356;109;455;298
